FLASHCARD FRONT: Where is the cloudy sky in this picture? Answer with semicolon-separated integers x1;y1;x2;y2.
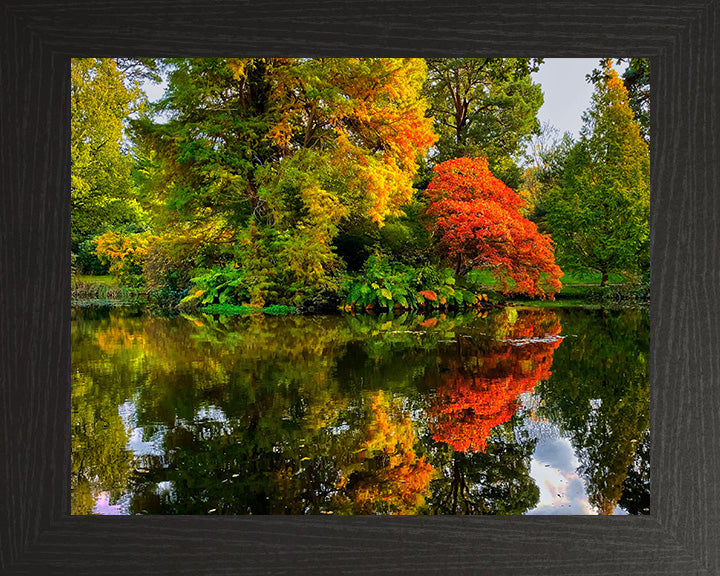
532;58;628;139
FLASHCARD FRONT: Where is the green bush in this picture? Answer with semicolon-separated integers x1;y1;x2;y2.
75;237;110;275
143;241;195;312
184;264;252;307
147;283;188;314
344;254;476;311
201;303;297;316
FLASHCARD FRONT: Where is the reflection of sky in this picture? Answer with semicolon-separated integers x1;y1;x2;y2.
520;394;627;515
527;435;595;515
100;384;630;516
119;400;231;457
93;401;224;512
93;491;130;515
119;400;165;457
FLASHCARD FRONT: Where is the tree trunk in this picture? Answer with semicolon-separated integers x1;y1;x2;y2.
454;253;463;275
600;271;608;287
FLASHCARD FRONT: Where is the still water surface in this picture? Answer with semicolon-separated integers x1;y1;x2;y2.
71;305;649;515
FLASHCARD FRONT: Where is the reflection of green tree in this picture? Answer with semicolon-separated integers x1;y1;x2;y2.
422;418;539;514
127;416;344;514
126;391;432;515
536;308;650;514
70;372;133;514
335;308;550;397
72;306;552;515
618;430;650;515
72;307;144;513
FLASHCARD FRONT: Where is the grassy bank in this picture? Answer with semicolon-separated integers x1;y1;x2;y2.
71;275;143;306
461;269;648;308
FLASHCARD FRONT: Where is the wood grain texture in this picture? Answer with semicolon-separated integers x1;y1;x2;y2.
0;0;718;574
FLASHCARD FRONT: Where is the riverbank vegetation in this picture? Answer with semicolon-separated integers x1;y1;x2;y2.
71;57;650;313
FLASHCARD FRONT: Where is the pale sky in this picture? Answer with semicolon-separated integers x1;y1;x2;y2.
532;58;628;139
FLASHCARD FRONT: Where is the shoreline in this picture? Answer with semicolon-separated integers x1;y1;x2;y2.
71;297;649;314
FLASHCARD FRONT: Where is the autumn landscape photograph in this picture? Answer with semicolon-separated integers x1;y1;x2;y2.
71;57;650;515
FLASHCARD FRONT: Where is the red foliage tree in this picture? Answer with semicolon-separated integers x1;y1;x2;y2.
430;310;563;452
426;157;562;297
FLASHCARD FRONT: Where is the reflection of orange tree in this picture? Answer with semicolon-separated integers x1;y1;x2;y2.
430;310;562;452
336;391;434;514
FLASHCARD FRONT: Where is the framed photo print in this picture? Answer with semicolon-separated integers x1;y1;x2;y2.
1;1;718;574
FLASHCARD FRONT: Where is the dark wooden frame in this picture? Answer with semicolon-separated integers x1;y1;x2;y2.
1;1;718;574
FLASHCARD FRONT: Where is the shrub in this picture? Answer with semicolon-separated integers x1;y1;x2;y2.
71;277;141;304
344;254;477;311
75;237;110;275
182;263;251;308
143;239;195;311
143;240;194;290
95;230;158;287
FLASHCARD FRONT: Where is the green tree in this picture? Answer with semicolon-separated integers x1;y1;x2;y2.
133;58;436;304
621;58;650;143
545;62;650;286
518;124;575;226
589;58;649;143
423;58;544;188
71;58;146;248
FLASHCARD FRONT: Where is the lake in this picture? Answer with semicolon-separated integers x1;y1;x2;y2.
71;305;649;515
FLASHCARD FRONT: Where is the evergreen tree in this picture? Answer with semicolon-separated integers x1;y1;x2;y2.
545;62;650;285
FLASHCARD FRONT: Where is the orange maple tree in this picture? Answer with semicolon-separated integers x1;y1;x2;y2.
426;157;562;297
430;311;563;452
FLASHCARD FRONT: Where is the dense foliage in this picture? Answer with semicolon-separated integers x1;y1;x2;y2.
71;57;650;308
545;63;650;286
343;254;478;311
589;58;649;143
131;58;436;305
71;57;652;517
71;306;596;515
71;58;146;249
424;58;544;188
426;157;562;297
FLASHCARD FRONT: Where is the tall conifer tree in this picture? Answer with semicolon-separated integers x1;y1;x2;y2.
546;62;650;285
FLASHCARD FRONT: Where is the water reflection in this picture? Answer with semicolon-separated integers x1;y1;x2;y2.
71;305;649;515
534;308;650;514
